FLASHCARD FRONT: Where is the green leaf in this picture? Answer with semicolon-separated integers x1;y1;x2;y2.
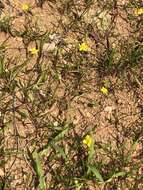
0;57;4;76
32;72;47;90
112;171;126;178
17;109;29;119
88;165;104;183
88;138;95;162
40;124;70;156
28;92;34;102
126;140;139;163
56;146;67;160
10;59;28;81
106;171;126;183
32;151;46;190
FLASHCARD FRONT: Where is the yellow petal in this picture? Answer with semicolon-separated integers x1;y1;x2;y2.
22;3;30;11
79;42;89;52
137;8;143;15
100;87;108;95
83;135;93;148
83;139;87;145
29;47;39;55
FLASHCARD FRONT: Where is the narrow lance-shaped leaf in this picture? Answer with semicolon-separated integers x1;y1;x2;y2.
88;165;104;183
40;125;70;156
32;151;46;190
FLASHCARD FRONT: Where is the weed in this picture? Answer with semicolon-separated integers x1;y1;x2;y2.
0;0;143;189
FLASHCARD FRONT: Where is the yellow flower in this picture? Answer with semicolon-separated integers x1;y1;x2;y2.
79;42;89;52
29;47;39;55
100;87;108;95
83;135;93;148
137;8;143;15
22;3;30;12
